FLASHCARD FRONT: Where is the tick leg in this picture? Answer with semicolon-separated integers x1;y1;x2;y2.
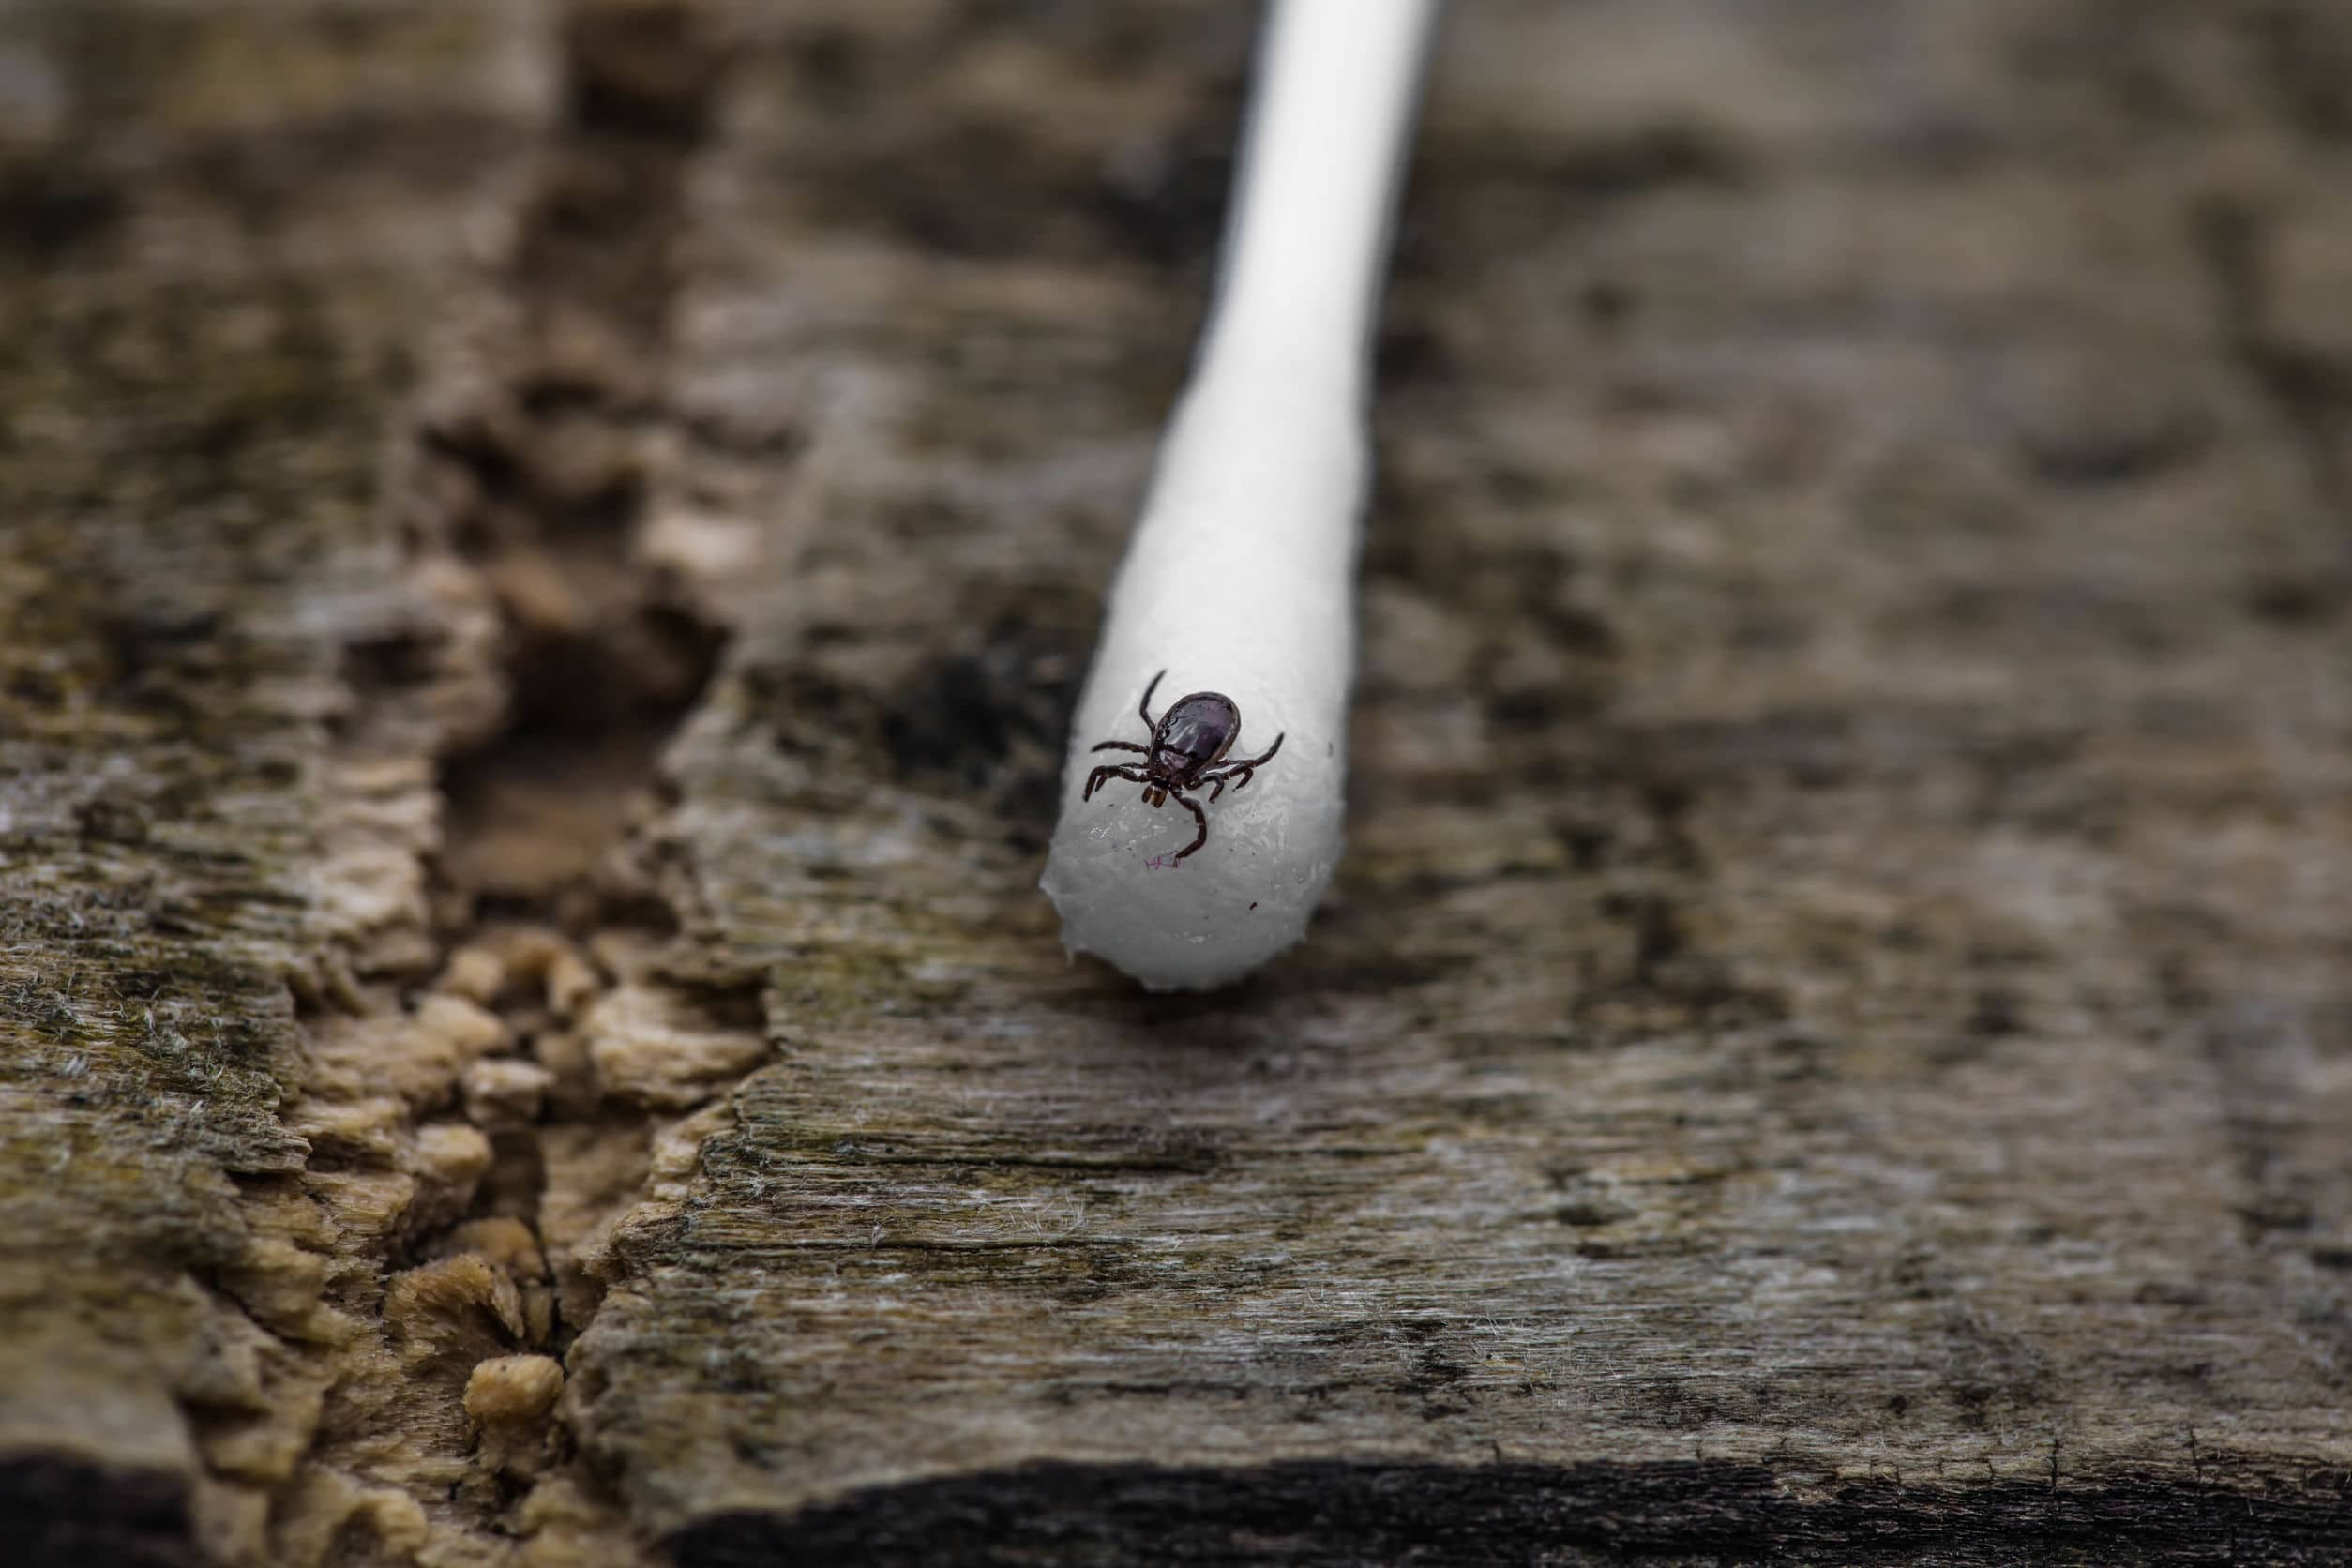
1170;791;1210;860
1091;740;1148;755
1199;762;1257;798
1085;763;1147;801
1221;731;1285;771
1138;670;1167;731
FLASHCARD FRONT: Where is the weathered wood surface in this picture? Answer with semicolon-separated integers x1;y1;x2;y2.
5;0;2351;1563
0;3;554;1563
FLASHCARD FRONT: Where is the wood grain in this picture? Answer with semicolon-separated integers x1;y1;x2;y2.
4;0;2349;1562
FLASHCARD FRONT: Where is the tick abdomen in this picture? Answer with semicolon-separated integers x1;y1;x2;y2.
1156;693;1240;775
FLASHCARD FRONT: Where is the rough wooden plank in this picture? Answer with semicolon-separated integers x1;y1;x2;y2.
6;0;2351;1563
559;0;2352;1559
0;1;558;1561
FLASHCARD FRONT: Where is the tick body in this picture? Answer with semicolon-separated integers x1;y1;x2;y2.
1082;671;1285;861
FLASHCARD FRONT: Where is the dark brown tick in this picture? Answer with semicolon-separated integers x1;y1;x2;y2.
1082;670;1285;861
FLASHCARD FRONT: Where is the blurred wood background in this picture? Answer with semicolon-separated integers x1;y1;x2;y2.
3;0;2348;1562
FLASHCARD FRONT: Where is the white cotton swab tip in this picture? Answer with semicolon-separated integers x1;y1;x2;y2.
1039;392;1361;989
1040;0;1439;990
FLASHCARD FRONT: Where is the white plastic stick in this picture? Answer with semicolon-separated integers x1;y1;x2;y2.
1041;0;1440;990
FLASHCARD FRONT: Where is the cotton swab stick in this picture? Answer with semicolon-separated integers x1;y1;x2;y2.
1040;0;1440;991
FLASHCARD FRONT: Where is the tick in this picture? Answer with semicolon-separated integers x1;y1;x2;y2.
1082;670;1285;862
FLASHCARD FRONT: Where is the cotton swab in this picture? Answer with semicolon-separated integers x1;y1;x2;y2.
1040;0;1440;990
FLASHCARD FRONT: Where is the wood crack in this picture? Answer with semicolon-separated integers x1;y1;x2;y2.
172;2;766;1562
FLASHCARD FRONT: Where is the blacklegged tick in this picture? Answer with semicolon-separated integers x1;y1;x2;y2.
1081;670;1285;862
